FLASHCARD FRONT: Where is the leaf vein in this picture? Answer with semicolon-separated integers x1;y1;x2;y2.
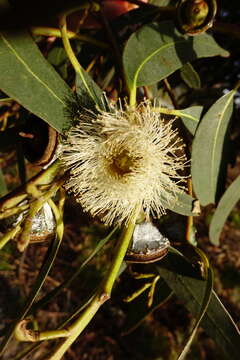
177;275;238;351
210;91;234;199
0;33;65;106
133;40;187;88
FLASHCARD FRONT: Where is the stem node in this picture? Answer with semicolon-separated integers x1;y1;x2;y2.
99;293;110;304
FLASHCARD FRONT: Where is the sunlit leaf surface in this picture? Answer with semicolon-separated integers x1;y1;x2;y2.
0;30;73;133
123;21;229;91
191;90;235;205
209;175;240;245
157;250;240;360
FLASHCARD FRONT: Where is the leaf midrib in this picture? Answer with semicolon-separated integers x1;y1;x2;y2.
210;175;240;243
0;33;65;105
176;273;239;355
210;91;234;199
180;113;199;122
132;39;187;88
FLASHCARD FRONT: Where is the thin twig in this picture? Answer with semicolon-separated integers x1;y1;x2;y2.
31;26;108;49
163;79;194;243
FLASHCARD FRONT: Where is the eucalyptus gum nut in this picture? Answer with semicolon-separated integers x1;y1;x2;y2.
176;0;217;35
0;202;56;244
125;221;170;264
185;0;209;26
28;202;56;243
14;319;39;342
19;115;58;166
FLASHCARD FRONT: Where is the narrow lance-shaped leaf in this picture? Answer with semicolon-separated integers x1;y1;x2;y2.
155;106;203;135
123;21;229;92
157;249;240;360
209;175;240;245
47;46;68;79
0;30;73;133
178;106;203;135
162;192;200;216
191;90;235;205
177;248;213;360
75;72;103;110
180;62;201;89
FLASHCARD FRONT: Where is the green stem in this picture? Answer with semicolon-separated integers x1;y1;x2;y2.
44;207;139;360
0;203;29;220
102;214;137;294
0;97;12;102
129;85;137;107
0;169;64;252
31;26;108;49
153;107;186;117
14;320;70;342
32;226;117;312
185;178;194;244
39;330;69;341
46;297;102;360
0;224;22;250
124;283;152;303
0;159;61;214
59;11;99;105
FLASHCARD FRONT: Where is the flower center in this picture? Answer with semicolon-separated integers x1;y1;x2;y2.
109;150;138;177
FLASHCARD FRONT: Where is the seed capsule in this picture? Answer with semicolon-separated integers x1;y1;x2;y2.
125;221;170;263
0;202;56;245
19;115;58;166
176;0;217;35
28;202;56;243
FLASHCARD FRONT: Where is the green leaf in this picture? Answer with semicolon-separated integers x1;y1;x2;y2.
191;90;235;206
163;192;200;216
0;30;73;133
47;46;68;79
122;279;172;335
157;249;240;360
75;71;103;110
0;168;7;196
180;63;201;89
178;106;203;135
177;248;213;360
123;21;229;91
209;175;240;245
154;106;203;135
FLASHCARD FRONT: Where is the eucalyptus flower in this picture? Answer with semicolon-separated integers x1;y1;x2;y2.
60;100;187;225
